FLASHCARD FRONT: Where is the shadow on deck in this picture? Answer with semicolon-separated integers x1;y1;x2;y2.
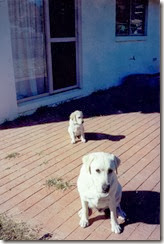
121;190;160;225
0;73;160;130
88;190;160;228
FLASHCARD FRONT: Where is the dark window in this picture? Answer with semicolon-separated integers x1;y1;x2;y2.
116;0;148;36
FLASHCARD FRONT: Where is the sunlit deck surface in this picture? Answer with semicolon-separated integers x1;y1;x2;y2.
0;108;160;240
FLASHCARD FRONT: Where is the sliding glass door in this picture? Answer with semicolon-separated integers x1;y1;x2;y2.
46;0;80;92
8;0;80;101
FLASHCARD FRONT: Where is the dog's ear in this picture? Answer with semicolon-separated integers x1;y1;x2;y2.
70;112;77;122
82;153;94;174
80;111;84;118
111;154;120;174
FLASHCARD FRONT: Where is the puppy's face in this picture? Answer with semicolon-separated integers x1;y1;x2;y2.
82;152;120;195
70;111;84;125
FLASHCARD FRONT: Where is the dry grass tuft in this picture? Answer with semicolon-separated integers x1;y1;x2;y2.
5;152;20;159
45;177;72;191
0;214;38;240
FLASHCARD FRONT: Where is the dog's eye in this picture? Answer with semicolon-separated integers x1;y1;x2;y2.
108;169;113;174
96;169;101;173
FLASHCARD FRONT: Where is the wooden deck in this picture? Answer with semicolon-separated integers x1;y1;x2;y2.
0;111;160;240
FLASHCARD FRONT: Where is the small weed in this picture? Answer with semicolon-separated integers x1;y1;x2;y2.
0;214;39;240
5;152;20;159
36;151;44;156
45;178;72;191
39;160;49;166
5;167;11;170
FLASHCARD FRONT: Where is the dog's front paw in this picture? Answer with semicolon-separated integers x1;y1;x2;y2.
117;207;126;220
79;218;89;228
111;223;121;234
81;138;86;143
71;139;76;144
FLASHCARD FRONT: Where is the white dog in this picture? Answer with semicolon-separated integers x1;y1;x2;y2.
68;110;86;144
77;152;126;234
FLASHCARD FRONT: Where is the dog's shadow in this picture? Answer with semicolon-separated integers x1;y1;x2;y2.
85;132;125;142
121;191;160;227
89;191;160;229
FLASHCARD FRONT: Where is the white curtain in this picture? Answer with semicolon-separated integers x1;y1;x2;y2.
8;0;47;100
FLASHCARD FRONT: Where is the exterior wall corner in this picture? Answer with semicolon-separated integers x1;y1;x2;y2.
0;0;18;124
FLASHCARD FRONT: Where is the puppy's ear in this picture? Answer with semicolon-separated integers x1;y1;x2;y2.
70;112;76;122
82;153;94;174
111;154;120;174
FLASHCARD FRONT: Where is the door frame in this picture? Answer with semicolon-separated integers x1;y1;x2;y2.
44;0;82;94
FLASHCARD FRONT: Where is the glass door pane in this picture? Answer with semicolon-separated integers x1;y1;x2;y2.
49;0;75;38
51;42;76;90
8;0;48;100
48;0;78;91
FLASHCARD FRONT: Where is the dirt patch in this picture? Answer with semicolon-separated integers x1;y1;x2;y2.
0;214;39;240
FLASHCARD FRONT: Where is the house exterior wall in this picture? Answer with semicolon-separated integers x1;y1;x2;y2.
0;0;18;124
0;0;160;123
81;0;160;94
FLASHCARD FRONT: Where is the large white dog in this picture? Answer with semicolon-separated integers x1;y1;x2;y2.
77;152;126;234
68;110;86;144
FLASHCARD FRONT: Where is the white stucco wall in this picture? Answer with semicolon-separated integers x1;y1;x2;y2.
81;0;160;94
0;0;160;122
0;0;18;124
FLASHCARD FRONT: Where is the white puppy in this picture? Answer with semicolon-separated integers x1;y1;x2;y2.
77;152;126;234
68;110;86;144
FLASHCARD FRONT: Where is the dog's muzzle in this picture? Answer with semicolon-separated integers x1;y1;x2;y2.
102;184;110;193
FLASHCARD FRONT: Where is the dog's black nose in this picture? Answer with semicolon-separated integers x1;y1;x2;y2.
102;184;110;193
